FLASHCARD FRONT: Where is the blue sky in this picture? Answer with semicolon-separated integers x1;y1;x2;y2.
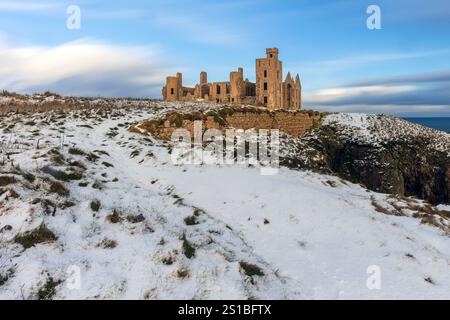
0;0;449;116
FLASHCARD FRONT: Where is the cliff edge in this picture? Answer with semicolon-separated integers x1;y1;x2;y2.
281;113;450;205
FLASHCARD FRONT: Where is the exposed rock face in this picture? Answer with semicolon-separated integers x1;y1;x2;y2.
281;113;450;205
447;167;450;201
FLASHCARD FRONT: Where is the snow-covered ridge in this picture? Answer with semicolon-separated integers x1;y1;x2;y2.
323;113;450;155
281;112;450;205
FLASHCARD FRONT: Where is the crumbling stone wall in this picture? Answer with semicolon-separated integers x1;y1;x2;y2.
133;108;321;140
163;48;302;110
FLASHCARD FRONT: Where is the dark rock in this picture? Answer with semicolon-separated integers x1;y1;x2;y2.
281;115;450;205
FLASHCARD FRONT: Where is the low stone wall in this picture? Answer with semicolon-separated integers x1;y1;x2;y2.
132;107;322;140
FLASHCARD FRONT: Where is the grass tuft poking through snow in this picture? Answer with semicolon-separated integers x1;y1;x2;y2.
14;224;58;249
240;262;265;277
181;234;196;259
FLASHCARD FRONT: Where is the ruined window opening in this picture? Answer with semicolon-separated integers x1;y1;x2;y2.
264;82;268;91
287;84;292;106
264;70;267;78
264;96;268;105
217;85;221;95
170;88;174;95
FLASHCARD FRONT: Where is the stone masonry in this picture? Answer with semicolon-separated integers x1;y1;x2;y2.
162;48;302;111
133;108;321;141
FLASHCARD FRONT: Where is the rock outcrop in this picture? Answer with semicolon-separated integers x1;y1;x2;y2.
281;113;450;205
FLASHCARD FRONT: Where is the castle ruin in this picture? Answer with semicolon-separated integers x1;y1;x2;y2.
162;48;302;111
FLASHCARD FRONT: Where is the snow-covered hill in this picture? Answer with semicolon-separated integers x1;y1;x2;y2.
281;113;450;205
0;101;449;299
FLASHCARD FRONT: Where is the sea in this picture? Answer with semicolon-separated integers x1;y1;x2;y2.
403;118;450;133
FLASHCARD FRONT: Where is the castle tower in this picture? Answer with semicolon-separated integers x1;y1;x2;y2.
256;48;283;110
296;74;302;110
200;71;207;85
230;67;244;103
176;72;182;88
164;72;183;101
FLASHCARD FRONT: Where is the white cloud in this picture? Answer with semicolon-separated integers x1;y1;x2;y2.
0;38;172;97
303;85;415;104
320;49;450;68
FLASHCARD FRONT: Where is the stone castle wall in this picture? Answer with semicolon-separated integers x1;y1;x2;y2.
163;48;302;110
136;108;321;140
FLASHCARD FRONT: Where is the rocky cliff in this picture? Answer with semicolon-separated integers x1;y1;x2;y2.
281;113;450;205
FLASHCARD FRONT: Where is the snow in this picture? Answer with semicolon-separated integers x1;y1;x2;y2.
0;97;12;104
323;113;371;130
0;101;449;300
323;113;450;155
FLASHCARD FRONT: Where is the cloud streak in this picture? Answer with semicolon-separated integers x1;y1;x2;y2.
297;49;450;77
348;70;450;87
0;38;172;97
303;69;450;116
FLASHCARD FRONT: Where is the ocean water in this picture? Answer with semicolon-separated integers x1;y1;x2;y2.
403;118;450;133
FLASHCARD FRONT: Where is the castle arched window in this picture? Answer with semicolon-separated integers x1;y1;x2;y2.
264;70;267;78
170;88;174;95
264;82;268;91
217;85;221;95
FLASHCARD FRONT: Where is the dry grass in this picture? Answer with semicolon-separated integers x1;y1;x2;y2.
37;276;62;300
372;195;450;234
97;238;117;249
41;166;83;182
106;209;123;224
181;234;196;259
0;175;16;187
90;199;101;212
44;178;70;196
14;224;58;249
370;197;401;216
239;262;264;277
